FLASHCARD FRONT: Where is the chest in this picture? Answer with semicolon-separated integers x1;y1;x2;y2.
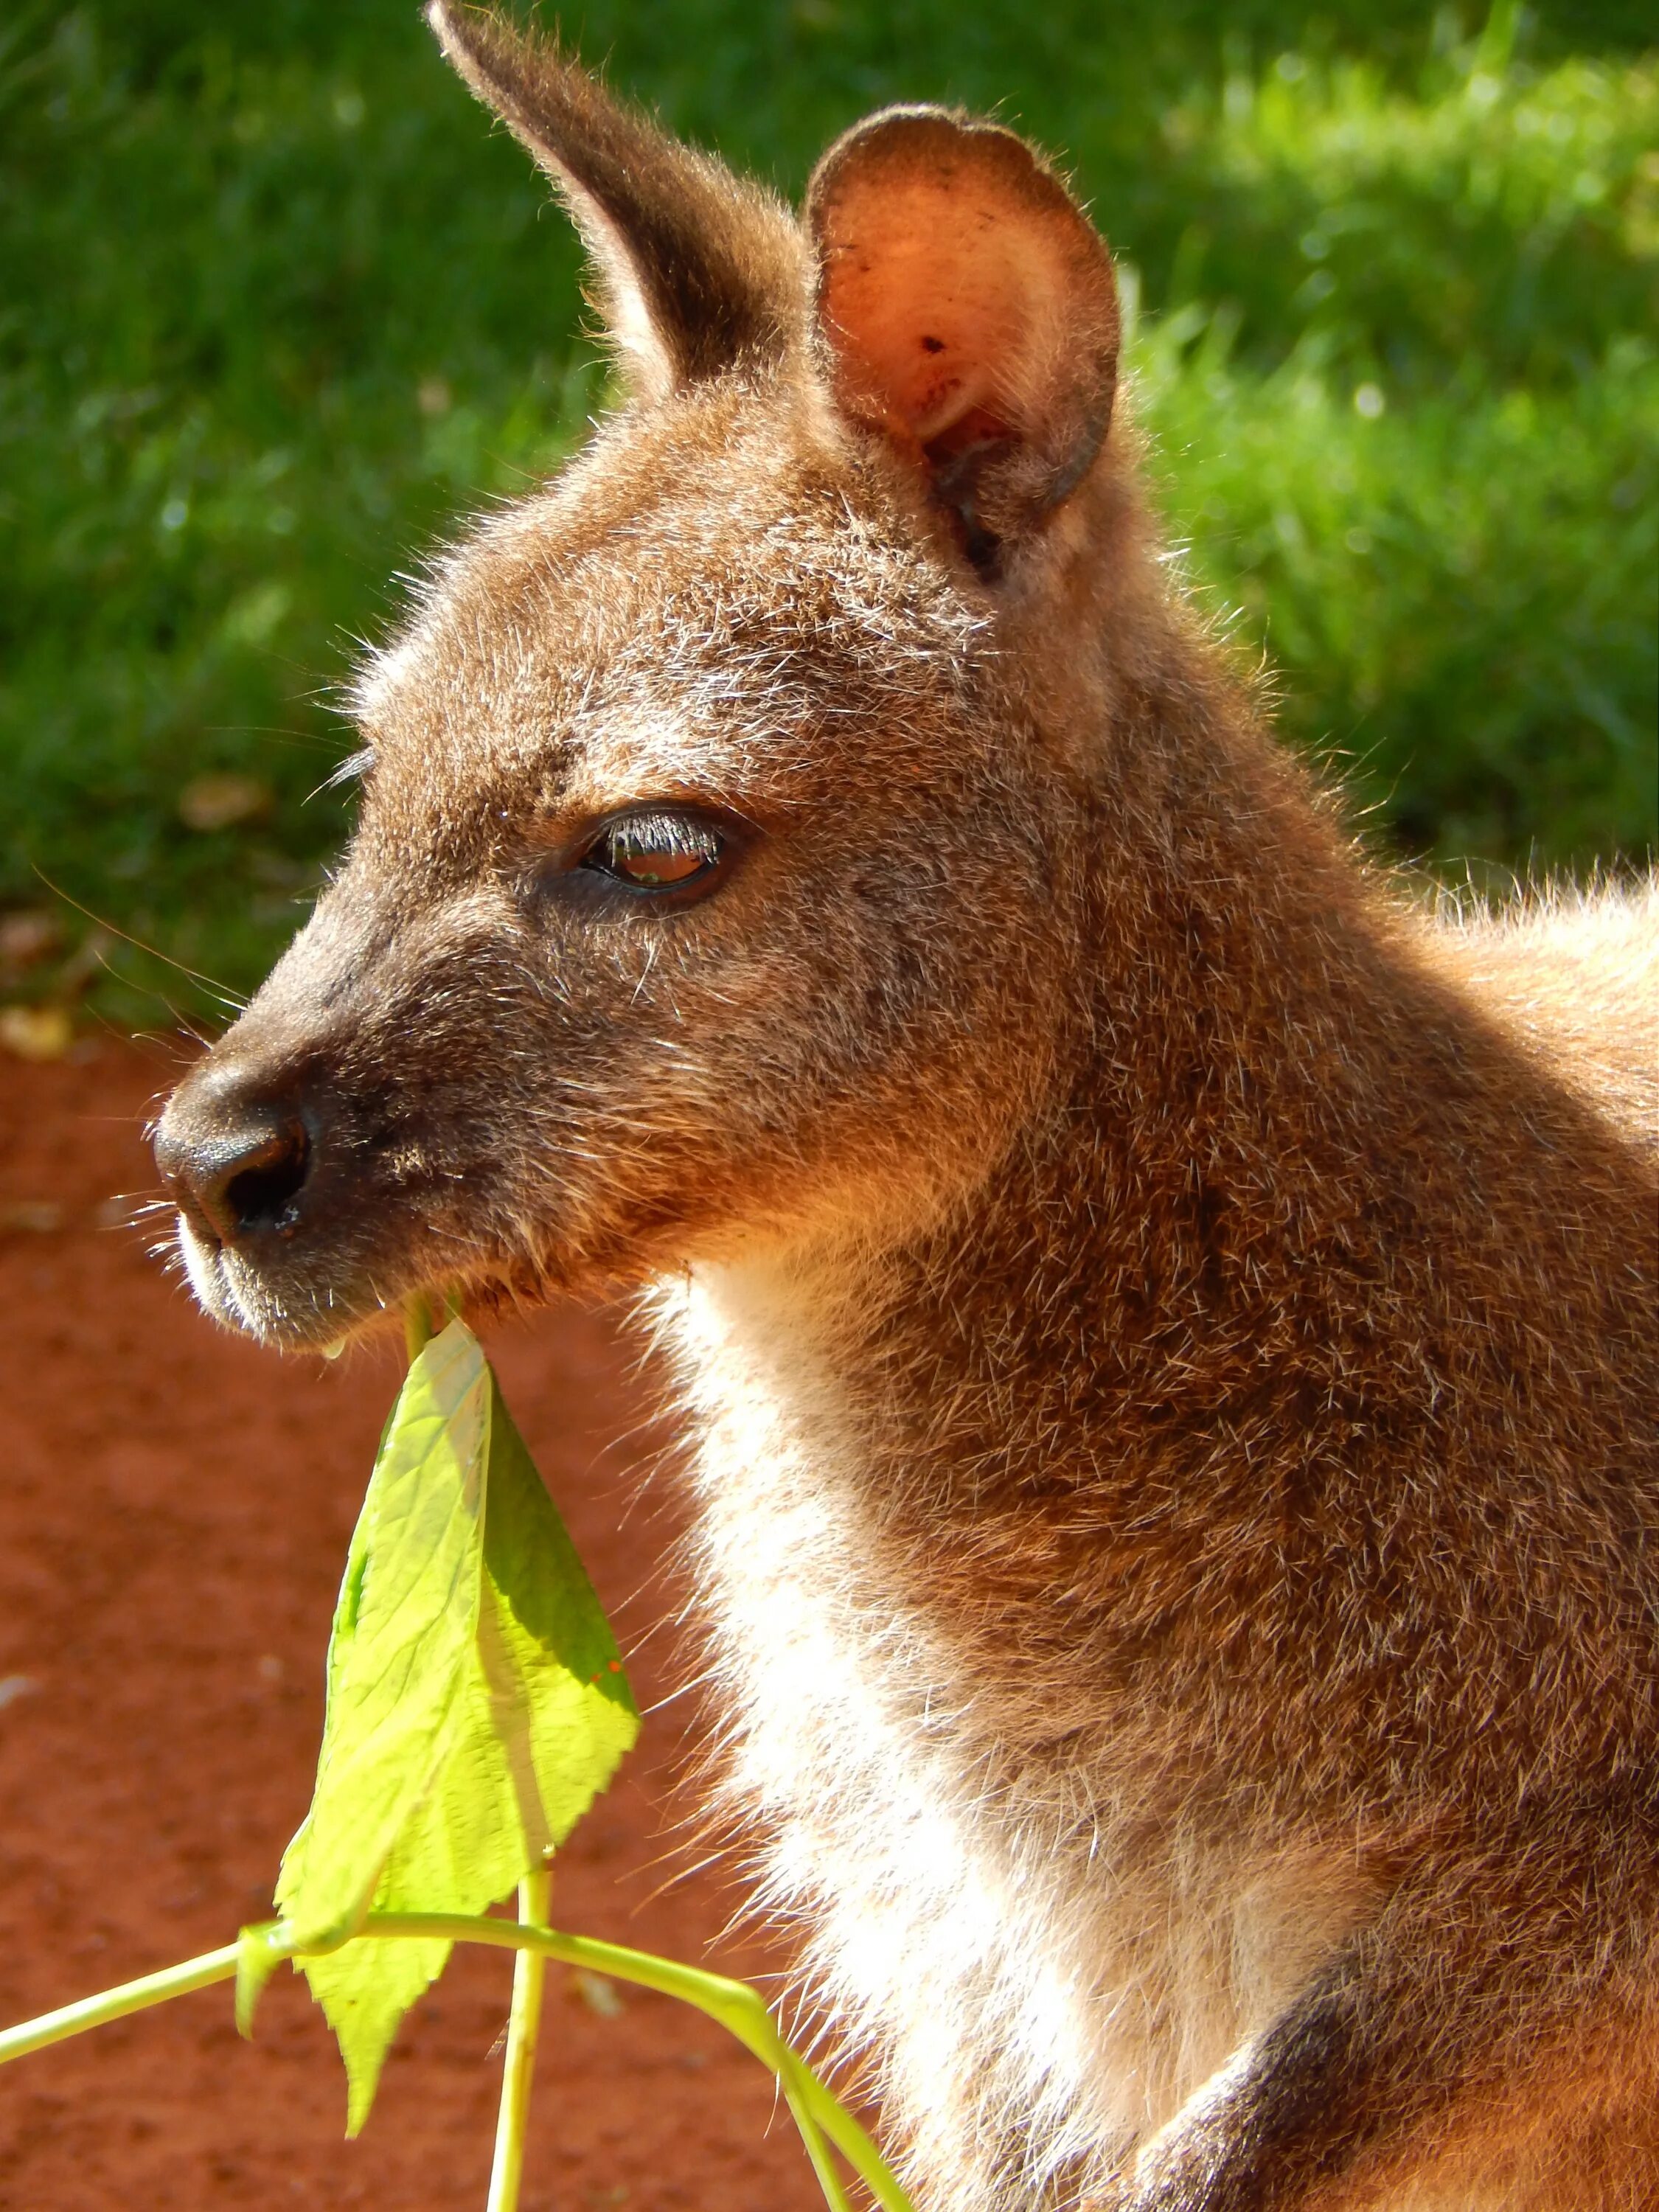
658;1266;1371;2199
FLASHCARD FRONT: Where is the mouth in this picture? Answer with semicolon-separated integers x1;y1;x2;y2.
153;1035;652;1349
155;1061;512;1350
170;1207;416;1350
168;1193;572;1354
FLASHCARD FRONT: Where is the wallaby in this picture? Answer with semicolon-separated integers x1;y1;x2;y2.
153;7;1658;2207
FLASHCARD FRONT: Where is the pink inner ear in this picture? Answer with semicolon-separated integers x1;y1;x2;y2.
818;170;1070;450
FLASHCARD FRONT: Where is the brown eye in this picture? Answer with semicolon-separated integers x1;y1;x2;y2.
579;810;729;897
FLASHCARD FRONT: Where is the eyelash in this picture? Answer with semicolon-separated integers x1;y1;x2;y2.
552;805;747;911
583;811;725;888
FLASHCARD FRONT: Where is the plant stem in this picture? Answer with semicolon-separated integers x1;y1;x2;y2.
0;1914;914;2212
403;1291;434;1363
777;2054;856;2212
0;1943;240;2065
786;2056;907;2212
355;1913;914;2212
484;1871;552;2212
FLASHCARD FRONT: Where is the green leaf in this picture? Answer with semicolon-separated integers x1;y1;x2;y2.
272;1320;638;2132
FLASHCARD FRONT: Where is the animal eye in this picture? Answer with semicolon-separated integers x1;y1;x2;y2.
579;810;729;897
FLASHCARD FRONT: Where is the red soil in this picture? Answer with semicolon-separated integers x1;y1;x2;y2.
0;1041;835;2211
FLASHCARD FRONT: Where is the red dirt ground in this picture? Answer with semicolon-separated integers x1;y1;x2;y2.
0;1040;836;2210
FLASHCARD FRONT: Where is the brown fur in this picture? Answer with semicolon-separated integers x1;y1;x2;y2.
153;11;1658;2207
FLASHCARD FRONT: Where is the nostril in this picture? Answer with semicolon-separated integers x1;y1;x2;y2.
158;1108;314;1248
222;1123;310;1235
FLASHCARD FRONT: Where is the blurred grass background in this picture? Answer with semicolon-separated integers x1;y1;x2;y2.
1;0;1654;1029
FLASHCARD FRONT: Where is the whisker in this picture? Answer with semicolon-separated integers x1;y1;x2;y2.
28;866;248;1012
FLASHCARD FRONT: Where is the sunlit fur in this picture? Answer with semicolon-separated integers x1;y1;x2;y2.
153;13;1658;2208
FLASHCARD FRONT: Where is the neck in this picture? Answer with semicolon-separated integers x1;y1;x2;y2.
643;689;1651;2204
664;693;1646;1777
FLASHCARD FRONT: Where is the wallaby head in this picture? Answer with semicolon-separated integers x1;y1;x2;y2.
154;0;1163;1347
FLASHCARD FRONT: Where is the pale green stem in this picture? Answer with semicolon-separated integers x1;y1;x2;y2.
0;1914;914;2212
484;1871;552;2212
403;1292;434;1363
778;2056;857;2212
0;1943;240;2065
783;2058;905;2212
354;1914;910;2212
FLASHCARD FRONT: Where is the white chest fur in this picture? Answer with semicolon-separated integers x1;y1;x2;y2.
653;1260;1370;2211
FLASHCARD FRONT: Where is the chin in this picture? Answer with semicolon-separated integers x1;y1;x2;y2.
172;1210;414;1353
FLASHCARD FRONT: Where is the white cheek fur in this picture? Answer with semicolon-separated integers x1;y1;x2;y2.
175;1212;235;1322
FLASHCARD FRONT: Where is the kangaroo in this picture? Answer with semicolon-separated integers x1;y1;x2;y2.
153;8;1659;2207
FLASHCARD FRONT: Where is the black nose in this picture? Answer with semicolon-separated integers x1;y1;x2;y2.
154;1097;313;1248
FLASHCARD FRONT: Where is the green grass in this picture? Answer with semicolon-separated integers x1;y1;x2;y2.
1;0;1653;1025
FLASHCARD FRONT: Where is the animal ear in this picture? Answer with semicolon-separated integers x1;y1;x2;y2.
428;3;804;401
806;108;1119;572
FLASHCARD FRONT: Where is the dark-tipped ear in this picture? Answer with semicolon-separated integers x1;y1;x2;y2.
428;2;805;400
807;108;1119;572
